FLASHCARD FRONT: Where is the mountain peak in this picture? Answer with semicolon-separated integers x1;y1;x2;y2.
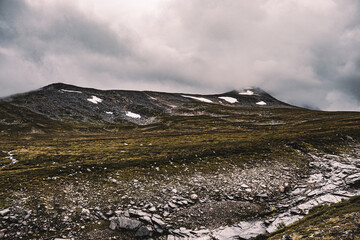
42;82;85;91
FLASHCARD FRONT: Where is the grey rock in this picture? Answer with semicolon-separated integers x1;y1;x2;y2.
149;206;157;213
154;224;164;234
113;217;142;230
213;221;266;240
135;226;150;237
256;192;268;198
345;173;360;187
290;187;305;196
9;216;17;223
115;210;123;216
81;208;90;216
97;212;107;220
0;209;10;216
334;190;359;197
109;219;117;230
153;213;162;219
266;213;302;233
315;194;344;204
307;189;322;197
105;210;114;217
168;202;178;209
295;199;319;214
190;194;199;201
167;235;176;240
129;209;150;218
227;195;234;200
140;216;152;224
152;217;166;228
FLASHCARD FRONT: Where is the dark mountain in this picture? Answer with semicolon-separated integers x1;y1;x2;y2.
2;83;296;125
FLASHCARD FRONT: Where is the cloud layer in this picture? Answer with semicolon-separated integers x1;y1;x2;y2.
0;0;360;110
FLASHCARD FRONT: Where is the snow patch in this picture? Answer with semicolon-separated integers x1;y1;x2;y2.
149;96;157;100
181;95;213;103
256;101;267;105
87;96;103;104
126;111;141;119
239;90;254;95
105;111;113;115
59;89;82;94
219;96;238;104
2;150;18;168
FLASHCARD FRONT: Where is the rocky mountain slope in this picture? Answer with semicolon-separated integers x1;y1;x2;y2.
0;84;359;240
2;83;295;125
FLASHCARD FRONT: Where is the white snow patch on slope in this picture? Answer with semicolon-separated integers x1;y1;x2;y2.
59;89;82;94
6;151;18;164
256;101;267;105
126;111;141;119
149;96;157;100
87;96;103;104
181;95;213;103
239;90;254;95
105;111;113;115
218;96;238;104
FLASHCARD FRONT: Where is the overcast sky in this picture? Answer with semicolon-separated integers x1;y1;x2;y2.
0;0;360;110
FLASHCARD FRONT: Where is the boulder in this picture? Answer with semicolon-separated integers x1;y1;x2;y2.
110;217;142;231
135;226;150;237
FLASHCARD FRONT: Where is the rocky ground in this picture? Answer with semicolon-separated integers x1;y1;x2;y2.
1;87;360;239
0;145;359;239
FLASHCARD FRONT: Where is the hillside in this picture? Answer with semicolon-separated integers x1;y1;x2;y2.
0;84;359;240
2;83;295;125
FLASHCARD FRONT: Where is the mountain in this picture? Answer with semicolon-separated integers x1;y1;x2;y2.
1;83;360;240
2;83;295;125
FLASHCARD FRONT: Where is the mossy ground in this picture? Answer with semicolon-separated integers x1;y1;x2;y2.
1;104;360;238
1;107;360;206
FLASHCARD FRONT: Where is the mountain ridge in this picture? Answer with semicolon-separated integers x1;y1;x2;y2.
2;83;297;125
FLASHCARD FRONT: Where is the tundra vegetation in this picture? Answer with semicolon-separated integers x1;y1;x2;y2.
0;84;359;239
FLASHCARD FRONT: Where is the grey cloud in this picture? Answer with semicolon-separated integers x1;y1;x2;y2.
0;0;360;111
1;1;134;64
0;0;26;43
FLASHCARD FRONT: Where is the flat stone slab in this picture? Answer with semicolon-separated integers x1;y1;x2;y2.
110;217;142;231
213;221;266;240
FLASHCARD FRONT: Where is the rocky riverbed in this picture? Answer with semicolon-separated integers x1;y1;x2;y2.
0;146;359;239
173;148;360;239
